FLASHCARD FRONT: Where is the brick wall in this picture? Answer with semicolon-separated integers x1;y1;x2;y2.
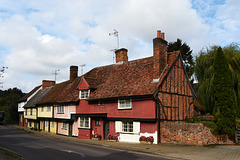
160;122;234;145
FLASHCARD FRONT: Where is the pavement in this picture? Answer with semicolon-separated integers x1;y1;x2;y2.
3;125;240;160
0;146;25;160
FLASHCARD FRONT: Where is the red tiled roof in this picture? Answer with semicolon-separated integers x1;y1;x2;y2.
87;53;179;100
37;51;180;103
37;77;81;104
18;85;41;102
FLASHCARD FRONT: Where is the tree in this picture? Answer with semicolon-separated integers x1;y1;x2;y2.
0;88;25;124
167;39;195;81
195;44;240;116
212;47;236;139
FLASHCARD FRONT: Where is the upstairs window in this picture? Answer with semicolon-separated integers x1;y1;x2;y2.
98;100;104;106
47;106;51;112
25;109;27;115
80;90;89;99
79;117;90;128
30;108;33;115
118;99;132;109
41;107;44;112
57;105;64;114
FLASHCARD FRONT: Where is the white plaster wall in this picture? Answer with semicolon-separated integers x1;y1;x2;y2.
72;119;79;136
18;102;25;112
119;131;157;144
119;133;140;143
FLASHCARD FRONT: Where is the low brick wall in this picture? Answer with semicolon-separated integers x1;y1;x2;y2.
160;121;234;145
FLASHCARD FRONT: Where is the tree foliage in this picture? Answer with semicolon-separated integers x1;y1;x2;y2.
167;39;195;81
0;88;25;124
212;47;236;139
195;44;240;117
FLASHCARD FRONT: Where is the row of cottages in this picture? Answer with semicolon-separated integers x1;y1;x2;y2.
18;31;197;144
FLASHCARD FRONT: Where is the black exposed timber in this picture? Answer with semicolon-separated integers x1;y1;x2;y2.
162;105;178;108
185;101;193;119
173;64;184;69
156;96;167;120
174;66;176;121
178;54;197;99
159;91;193;97
170;66;172;121
177;59;180;121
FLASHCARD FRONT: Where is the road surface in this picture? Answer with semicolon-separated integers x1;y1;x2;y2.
0;125;170;160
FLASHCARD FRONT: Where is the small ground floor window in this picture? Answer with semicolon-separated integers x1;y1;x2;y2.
62;122;67;130
79;117;90;128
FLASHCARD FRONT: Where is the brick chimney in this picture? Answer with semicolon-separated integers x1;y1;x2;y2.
153;30;168;80
70;66;78;82
42;80;55;91
115;48;128;63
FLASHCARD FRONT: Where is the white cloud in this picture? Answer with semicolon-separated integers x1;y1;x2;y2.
0;0;219;92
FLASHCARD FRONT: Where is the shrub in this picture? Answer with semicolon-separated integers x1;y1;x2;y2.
200;120;218;135
236;119;240;128
139;136;146;141
107;134;118;141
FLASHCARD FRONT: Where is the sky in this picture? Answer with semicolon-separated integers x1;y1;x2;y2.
0;0;240;93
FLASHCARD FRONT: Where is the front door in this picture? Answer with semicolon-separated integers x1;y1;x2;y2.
103;120;109;140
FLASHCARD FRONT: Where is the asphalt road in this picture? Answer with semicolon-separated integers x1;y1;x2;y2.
0;125;170;160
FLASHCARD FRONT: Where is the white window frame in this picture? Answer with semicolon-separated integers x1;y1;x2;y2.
47;106;51;112
78;117;91;129
57;104;64;114
62;122;67;130
115;121;140;134
118;99;132;109
122;121;133;133
79;90;90;99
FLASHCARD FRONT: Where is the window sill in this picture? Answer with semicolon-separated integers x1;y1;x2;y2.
78;127;90;129
118;108;132;110
119;132;138;134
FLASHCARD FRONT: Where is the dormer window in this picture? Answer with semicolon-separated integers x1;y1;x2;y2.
80;90;89;99
118;99;132;109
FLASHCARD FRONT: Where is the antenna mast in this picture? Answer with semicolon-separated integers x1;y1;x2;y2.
0;66;8;88
109;29;119;63
52;69;60;82
79;64;86;75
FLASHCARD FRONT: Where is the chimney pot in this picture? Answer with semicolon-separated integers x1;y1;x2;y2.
157;30;161;38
